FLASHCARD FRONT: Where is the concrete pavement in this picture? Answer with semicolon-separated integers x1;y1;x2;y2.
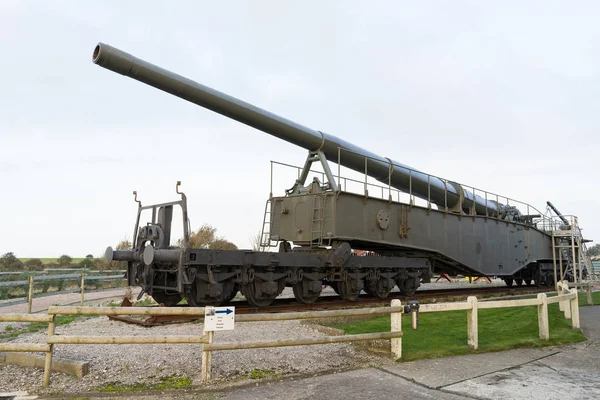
220;305;600;400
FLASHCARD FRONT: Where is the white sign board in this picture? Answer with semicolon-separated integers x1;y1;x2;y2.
204;306;235;331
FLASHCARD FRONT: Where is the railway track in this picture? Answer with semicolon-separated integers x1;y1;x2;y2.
108;285;550;326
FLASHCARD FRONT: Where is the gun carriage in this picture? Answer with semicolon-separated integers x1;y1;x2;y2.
95;43;590;307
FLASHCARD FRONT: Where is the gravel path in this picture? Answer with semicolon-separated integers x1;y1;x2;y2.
0;316;389;395
0;287;140;314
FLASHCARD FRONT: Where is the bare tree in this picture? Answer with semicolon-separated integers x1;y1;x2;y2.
116;240;132;250
249;231;262;251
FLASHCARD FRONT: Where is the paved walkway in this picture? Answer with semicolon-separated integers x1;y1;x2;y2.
0;287;140;314
222;306;600;400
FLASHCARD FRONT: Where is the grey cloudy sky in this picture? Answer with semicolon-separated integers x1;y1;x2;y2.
1;1;598;258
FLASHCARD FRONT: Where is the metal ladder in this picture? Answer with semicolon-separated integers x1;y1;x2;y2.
310;195;326;247
579;231;598;282
551;220;586;285
259;199;277;251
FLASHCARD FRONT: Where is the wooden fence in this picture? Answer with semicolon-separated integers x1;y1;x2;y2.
0;281;585;387
564;280;594;306
199;306;405;382
0;313;53;385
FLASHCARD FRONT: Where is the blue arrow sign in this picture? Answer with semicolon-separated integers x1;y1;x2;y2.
216;308;233;315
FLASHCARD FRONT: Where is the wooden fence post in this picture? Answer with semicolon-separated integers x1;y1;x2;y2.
571;288;580;329
467;296;478;350
391;299;402;360
537;293;549;341
80;273;85;306
201;328;214;383
43;314;56;387
558;281;564;312
586;282;593;306
27;276;34;314
563;281;571;320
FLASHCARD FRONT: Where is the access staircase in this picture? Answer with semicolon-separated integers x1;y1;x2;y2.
549;214;596;286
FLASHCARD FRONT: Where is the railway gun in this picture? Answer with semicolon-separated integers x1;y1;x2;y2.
94;43;592;307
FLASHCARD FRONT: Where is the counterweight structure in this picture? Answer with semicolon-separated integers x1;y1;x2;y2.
95;43;591;307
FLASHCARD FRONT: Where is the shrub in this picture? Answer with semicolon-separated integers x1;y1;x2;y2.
79;258;95;269
0;253;23;271
24;258;44;271
57;255;73;267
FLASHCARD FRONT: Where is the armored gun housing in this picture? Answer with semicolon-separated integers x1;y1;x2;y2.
95;43;591;307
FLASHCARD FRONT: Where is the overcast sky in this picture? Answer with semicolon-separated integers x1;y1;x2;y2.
1;1;598;258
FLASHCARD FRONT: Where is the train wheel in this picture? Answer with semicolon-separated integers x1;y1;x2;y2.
292;279;322;304
337;279;363;301
222;283;240;304
525;279;533;286
396;278;419;296
242;279;285;307
515;279;523;286
151;290;182;306
365;278;393;299
504;278;514;287
185;279;235;307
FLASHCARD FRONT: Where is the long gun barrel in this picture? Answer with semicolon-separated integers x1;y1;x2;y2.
92;43;503;215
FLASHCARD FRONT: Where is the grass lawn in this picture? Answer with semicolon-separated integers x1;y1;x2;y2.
0;315;82;340
333;302;586;362
19;258;85;264
579;290;600;306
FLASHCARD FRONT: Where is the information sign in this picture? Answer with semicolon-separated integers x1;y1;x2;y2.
204;306;235;331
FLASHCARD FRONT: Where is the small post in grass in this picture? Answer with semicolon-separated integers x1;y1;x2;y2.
201;325;214;383
558;281;564;312
391;299;402;360
537;293;549;341
80;273;85;306
586;281;593;306
467;296;478;350
563;281;572;320
27;276;34;314
571;287;580;329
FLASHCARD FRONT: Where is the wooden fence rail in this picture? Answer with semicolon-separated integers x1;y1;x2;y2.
199;304;405;382
563;281;594;305
0;280;586;388
0;313;54;386
41;306;207;387
200;281;581;379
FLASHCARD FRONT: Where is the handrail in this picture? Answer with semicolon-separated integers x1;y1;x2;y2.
269;153;563;231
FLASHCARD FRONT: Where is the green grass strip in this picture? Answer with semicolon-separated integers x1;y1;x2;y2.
579;290;600;306
97;376;192;392
0;315;82;340
333;302;586;362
